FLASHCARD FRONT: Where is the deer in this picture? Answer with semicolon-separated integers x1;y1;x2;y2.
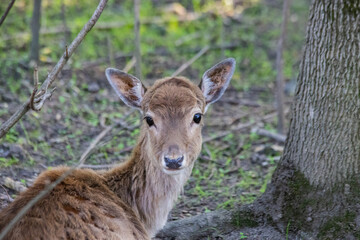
0;58;236;239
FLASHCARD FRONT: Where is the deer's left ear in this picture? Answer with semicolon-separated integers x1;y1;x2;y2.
199;58;236;110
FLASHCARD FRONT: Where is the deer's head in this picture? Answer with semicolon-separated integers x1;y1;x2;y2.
105;58;235;175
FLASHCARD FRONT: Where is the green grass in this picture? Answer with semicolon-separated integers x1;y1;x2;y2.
0;157;19;167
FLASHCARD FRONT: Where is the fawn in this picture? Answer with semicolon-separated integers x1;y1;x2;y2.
0;58;235;239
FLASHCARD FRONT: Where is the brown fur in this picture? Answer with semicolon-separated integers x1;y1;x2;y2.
0;58;235;239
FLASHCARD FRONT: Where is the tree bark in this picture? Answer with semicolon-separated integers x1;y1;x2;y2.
258;1;360;238
157;1;360;239
30;0;42;63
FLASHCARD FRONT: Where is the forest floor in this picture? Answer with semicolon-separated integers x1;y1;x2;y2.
0;62;293;239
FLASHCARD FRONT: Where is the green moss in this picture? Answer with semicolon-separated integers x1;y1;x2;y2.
343;0;360;16
282;171;316;232
318;211;359;239
231;209;258;228
283;171;360;238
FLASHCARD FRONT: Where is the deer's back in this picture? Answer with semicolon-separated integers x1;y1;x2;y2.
0;167;148;240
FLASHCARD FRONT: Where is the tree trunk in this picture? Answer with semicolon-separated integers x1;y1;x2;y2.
157;1;360;239
29;0;42;64
258;0;360;238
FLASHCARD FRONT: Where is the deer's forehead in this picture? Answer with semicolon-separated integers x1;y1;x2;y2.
142;78;205;114
149;88;199;119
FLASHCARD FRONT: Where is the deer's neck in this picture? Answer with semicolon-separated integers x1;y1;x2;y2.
104;139;192;237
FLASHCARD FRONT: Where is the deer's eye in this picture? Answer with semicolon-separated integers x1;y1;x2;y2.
193;113;202;124
145;116;154;127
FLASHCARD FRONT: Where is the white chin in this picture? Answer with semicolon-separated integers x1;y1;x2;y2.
162;168;185;175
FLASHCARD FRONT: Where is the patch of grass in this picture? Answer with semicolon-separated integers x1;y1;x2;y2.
0;157;19;167
240;232;248;239
286;221;291;240
4;128;19;143
217;198;236;209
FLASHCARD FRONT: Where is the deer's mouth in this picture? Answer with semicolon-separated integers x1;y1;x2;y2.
162;167;185;175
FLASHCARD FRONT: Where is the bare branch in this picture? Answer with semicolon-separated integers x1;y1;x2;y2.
171;45;209;77
80;164;119;169
29;67;39;111
0;185;12;202
79;108;137;164
0;0;16;27
79;126;112;164
123;56;136;73
0;0;109;139
65;45;69;59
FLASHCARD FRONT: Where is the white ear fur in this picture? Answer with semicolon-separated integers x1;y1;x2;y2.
105;68;145;109
200;58;236;111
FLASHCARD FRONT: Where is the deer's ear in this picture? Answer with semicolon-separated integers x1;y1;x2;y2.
105;68;146;109
199;58;236;109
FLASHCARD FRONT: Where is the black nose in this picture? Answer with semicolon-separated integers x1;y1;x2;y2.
164;156;184;169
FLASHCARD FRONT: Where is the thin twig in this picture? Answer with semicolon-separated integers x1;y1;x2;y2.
80;164;119;169
123;56;136;73
65;45;69;59
171;45;209;77
0;185;12;202
79;104;136;164
0;0;109;138
79;126;113;164
0;0;16;27
29;67;39;111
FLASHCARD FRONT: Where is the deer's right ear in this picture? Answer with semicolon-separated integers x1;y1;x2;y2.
105;68;146;109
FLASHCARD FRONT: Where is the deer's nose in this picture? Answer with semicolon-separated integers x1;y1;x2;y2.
164;156;184;170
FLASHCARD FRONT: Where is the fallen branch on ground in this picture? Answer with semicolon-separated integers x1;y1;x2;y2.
253;128;286;143
155;204;265;240
3;178;27;193
155;210;234;240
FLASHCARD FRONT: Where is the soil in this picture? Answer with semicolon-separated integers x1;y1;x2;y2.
0;64;293;239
